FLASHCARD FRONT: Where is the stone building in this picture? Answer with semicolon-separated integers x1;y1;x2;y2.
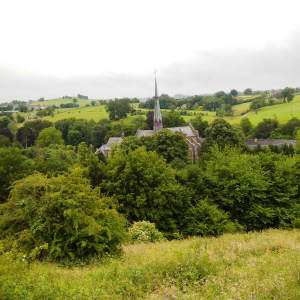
96;74;202;163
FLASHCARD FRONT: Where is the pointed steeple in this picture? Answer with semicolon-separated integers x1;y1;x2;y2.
153;70;163;131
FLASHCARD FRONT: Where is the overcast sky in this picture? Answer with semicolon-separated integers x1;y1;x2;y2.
1;0;300;102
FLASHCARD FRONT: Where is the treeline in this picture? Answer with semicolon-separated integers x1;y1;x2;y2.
240;116;300;139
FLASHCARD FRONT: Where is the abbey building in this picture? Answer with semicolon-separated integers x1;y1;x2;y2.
97;76;202;164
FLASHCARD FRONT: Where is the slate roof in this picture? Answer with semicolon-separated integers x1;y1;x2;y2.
136;125;198;138
244;139;296;149
135;129;155;138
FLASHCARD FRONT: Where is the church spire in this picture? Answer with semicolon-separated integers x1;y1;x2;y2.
153;69;163;131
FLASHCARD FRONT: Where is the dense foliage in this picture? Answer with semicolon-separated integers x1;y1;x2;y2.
2;107;300;262
0;168;127;260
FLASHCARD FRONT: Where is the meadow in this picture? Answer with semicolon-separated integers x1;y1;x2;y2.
16;94;300;128
1;229;300;299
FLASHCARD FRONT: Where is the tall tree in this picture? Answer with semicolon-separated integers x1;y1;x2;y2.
36;127;64;147
16;127;35;148
101;147;190;233
191;115;209;138
162;112;186;128
105;101;132;120
204;118;244;150
230;89;238;96
244;88;252;95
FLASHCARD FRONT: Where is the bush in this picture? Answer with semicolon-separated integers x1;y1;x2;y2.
183;200;243;237
127;221;166;243
0;168;127;261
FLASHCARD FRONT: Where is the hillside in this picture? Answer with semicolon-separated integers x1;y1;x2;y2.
1;229;300;299
16;94;300;127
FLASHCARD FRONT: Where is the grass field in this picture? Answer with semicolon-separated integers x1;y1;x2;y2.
1;229;300;299
14;94;300;128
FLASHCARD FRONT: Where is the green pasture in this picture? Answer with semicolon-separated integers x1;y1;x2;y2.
13;95;300;127
30;97;96;107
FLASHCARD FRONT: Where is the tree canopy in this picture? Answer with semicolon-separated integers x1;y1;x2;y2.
36;127;64;147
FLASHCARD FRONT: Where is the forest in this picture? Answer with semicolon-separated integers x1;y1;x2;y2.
1;111;300;262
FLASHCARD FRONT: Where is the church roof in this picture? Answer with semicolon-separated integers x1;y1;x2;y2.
167;126;197;137
135;129;155;138
135;125;198;138
107;137;123;146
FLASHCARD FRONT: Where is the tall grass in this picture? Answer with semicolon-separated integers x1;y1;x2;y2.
1;229;300;299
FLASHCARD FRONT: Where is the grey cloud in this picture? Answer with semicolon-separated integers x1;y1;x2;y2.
1;35;300;102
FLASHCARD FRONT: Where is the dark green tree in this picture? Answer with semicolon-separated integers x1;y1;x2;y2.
67;130;83;146
16;127;35;148
24;119;53;139
190;115;209;138
230;89;238;96
0;148;33;203
240;117;253;137
162;112;186;128
244;88;252;95
255;118;279;139
101;147;190;234
105;101;132;120
0;128;14;142
204;118;244;150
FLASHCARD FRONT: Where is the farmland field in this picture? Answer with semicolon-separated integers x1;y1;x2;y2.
14;94;300;127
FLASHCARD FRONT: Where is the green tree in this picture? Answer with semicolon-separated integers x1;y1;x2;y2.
0;116;11;130
18;105;28;112
204;118;243;150
240;117;253;137
193;103;199;111
244;88;252;95
24;119;53;139
16;114;25;123
101;147;190;234
295;129;300;154
281;117;300;138
0;148;33;203
16;127;35;148
230;89;238;96
183;200;242;237
190;115;209;138
281;87;295;103
0;128;14;142
162;112;186;128
36;127;64;147
91;119;112;148
54;118;77;143
0;135;11;148
0;168;127;260
67;130;83;146
151;129;190;164
214;91;226;98
255;118;279;139
91;100;96;106
105;101;132;120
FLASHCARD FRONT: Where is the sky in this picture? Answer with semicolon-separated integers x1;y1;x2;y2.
1;0;300;102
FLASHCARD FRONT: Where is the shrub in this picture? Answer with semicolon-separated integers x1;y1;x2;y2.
127;221;166;243
0;168;127;261
183;200;243;237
